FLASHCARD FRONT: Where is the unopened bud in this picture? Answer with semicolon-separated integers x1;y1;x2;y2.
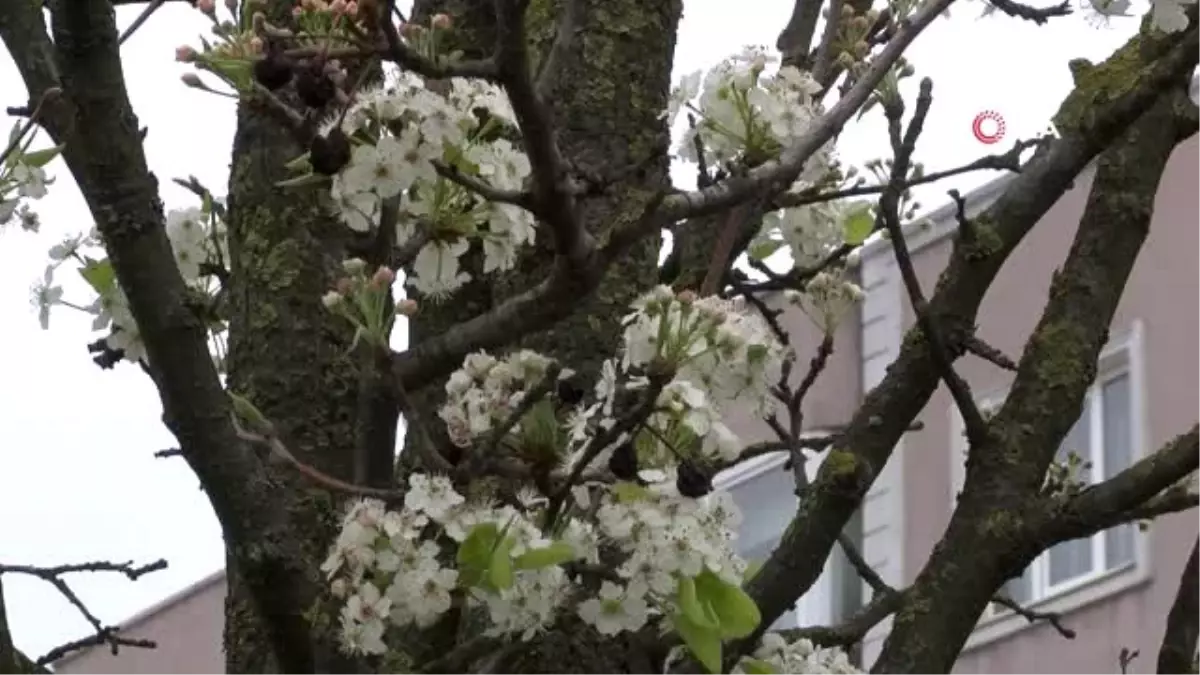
840;3;855;18
853;41;870;58
431;13;453;29
335;277;355;295
676;289;697;304
225;0;238;12
197;0;216;15
330;0;348;13
181;73;206;89
342;257;367;275
175;45;198;63
331;578;348;598
248;36;264;54
395;298;419;316
400;22;424;39
321;290;343;309
370;266;396;288
852;15;870;31
836;51;856;69
345;0;359;16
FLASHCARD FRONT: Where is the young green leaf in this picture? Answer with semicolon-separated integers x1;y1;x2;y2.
740;657;779;674
513;541;578;570
677;576;719;630
456;522;501;588
695;569;762;639
274;172;332;189
673;612;723;674
78;258;117;295
487;536;515;590
20;144;65;168
748;238;785;262
842;204;875;246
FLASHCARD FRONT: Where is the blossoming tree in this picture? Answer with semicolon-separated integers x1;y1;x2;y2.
0;0;1197;673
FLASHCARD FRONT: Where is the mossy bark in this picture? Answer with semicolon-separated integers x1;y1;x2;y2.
221;3;364;668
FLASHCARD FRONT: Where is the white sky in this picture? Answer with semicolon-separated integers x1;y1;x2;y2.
0;0;1149;660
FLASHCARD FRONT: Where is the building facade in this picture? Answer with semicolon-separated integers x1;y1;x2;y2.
54;135;1199;673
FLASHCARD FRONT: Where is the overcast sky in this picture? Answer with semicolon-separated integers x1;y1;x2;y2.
0;0;1149;659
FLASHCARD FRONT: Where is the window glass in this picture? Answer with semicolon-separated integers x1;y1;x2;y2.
1102;374;1137;568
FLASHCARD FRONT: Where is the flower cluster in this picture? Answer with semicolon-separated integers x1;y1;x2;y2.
784;270;865;336
439;350;564;448
734;634;862;674
317;71;536;299
323;467;764;665
668;47;831;183
33;199;229;367
1;122;60;233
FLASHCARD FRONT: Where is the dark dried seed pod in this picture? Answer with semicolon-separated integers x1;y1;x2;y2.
296;65;336;109
608;442;640;482
310;128;352;176
556;378;585;407
252;54;293;91
675;459;713;498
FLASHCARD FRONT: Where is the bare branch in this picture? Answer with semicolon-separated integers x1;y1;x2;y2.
878;77;990;449
433;160;537;210
534;0;581;99
0;559;166;666
990;595;1075;639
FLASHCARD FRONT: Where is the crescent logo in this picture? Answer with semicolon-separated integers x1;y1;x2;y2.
972;111;1006;145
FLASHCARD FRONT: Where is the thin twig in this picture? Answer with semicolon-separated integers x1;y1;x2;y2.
990;595;1076;639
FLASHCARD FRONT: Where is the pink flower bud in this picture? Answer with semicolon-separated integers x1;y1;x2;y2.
329;0;347;13
335;277;355;295
431;13;452;29
676;289;697;303
197;0;216;14
248;36;264;54
395;299;418;316
292;5;303;16
175;45;198;63
181;73;205;88
370;266;396;289
344;1;358;16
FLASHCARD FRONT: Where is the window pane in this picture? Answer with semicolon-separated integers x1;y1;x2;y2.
727;465;800;630
1003;566;1033;604
1102;374;1133;476
1056;406;1092;478
741;539;800;630
1048;538;1093;587
726;463;797;554
1102;374;1136;570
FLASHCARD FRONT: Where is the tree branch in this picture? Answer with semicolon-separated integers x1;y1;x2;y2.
739;22;1199;658
1157;539;1200;674
654;0;954;223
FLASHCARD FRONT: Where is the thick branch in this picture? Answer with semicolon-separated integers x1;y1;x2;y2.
1157;539;1200;674
873;73;1197;674
740;23;1200;656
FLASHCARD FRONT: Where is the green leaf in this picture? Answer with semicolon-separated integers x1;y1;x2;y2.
488;536;515;590
518;399;561;456
742;559;764;583
748;238;784;261
228;391;271;433
673;612;723;674
19;144;65;168
695;569;761;639
677;576;720;630
842;204;875;245
514;541;577;570
274;172;330;189
740;658;778;674
78;258;116;295
284;152;312;172
456;522;501;589
612;481;651;503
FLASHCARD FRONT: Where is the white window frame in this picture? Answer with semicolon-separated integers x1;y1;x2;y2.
711;430;838;629
949;320;1153;650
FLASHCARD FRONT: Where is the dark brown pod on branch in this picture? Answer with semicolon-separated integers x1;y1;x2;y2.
310;128;352;175
676;459;713;498
252;53;293;91
296;61;337;109
608;441;640;482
